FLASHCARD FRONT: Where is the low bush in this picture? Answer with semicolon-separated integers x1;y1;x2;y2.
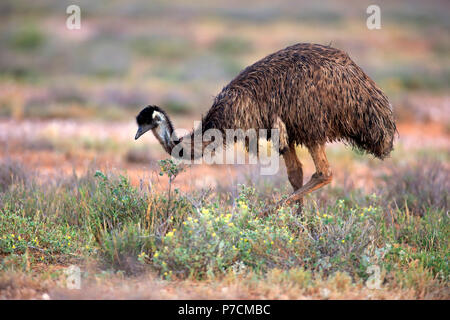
0;159;447;295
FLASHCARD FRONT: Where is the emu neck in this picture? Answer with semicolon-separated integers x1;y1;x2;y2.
152;113;212;160
152;119;175;155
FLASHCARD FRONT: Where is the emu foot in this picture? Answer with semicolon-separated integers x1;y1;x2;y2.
284;172;332;205
258;199;302;217
258;172;331;217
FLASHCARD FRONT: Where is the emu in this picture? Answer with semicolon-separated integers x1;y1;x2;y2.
135;43;396;211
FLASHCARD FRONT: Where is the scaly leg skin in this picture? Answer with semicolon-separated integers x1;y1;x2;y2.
283;143;332;205
282;145;304;214
259;144;332;217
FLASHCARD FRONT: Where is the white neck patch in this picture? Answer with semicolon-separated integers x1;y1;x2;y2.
153;111;164;121
153;113;172;150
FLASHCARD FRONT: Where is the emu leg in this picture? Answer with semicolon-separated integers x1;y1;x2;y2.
282;145;304;213
283;144;332;205
259;144;332;217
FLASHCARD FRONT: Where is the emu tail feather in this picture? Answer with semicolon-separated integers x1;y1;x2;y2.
347;98;397;159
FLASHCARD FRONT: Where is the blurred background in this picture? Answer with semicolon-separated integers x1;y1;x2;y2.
0;0;448;189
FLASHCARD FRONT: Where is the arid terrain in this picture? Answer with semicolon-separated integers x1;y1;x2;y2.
0;0;449;299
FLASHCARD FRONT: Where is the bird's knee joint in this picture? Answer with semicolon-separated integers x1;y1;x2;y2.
312;170;332;184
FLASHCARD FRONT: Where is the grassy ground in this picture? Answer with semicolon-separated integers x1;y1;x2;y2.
0;149;448;299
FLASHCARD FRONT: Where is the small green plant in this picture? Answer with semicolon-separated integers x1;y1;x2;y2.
98;222;153;274
158;159;185;215
0;209;82;268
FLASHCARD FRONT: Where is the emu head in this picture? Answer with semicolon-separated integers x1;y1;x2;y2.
135;105;175;154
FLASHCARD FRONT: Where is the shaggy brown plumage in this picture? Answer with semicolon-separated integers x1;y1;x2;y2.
135;43;397;211
200;43;396;158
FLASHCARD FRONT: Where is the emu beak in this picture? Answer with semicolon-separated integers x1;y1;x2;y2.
135;126;149;140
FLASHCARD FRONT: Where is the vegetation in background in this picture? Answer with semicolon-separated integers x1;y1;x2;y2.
381;158;449;216
9;24;45;52
1;0;449;121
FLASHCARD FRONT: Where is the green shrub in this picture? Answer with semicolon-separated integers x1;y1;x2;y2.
0;160;447;292
149;186;385;280
382;209;449;282
10;25;45;51
81;171;148;240
98;222;154;274
0;208;82;267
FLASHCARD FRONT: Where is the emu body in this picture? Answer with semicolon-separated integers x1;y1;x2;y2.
135;43;397;211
